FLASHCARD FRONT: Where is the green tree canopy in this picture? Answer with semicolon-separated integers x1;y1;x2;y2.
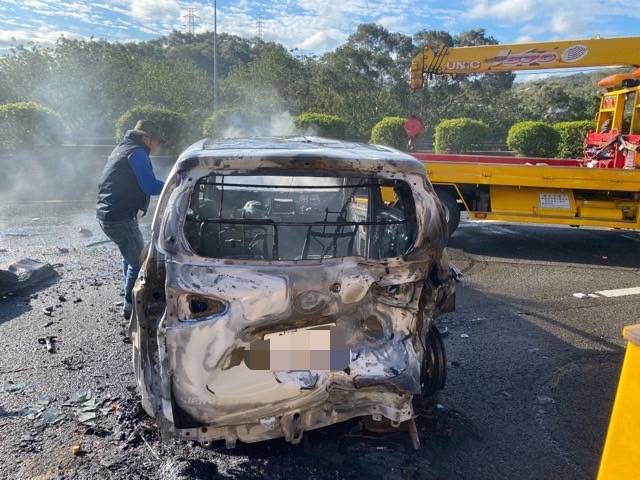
0;25;613;147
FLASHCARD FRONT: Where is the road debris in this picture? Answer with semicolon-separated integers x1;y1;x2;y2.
21;397;68;427
42;306;54;316
0;382;30;394
139;433;161;460
536;395;555;405
64;389;115;426
38;336;57;353
22;396;54;420
573;293;598;299
85;240;111;247
77;412;98;426
19;389;117;432
35;407;67;427
0;258;58;295
79;228;93;237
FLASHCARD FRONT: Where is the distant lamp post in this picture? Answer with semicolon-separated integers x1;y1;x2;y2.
213;0;219;112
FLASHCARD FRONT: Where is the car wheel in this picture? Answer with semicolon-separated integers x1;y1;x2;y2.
436;190;461;235
421;324;447;397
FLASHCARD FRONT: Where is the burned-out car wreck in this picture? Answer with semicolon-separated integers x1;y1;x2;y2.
131;137;456;449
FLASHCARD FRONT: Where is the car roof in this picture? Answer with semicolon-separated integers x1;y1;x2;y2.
174;136;427;177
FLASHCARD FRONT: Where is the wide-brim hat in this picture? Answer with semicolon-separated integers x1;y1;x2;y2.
131;119;166;144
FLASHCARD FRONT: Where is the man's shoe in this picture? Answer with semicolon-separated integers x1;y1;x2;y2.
123;302;132;320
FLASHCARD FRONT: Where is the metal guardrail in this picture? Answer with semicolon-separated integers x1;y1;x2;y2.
417;141;510;152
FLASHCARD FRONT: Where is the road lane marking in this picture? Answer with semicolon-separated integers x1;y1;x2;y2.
595;286;640;297
573;286;640;299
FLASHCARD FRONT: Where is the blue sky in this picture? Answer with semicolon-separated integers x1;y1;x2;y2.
1;0;640;57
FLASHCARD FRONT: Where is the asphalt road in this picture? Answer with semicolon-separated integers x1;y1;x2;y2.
432;218;639;479
1;202;638;480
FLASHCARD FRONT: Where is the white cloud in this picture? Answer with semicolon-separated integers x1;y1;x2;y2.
2;0;640;59
300;31;336;51
377;15;406;31
24;0;49;9
466;0;537;20
549;9;588;36
129;0;180;23
464;0;640;43
0;26;82;50
297;0;368;18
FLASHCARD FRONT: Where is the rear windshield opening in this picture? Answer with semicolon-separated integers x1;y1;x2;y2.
184;174;418;261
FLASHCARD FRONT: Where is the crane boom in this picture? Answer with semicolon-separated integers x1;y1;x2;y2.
410;36;640;89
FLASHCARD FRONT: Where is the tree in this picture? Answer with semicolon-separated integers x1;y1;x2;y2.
305;24;413;139
0;24;613;148
512;80;596;123
408;29;516;142
0;43;56;107
152;31;265;81
554;120;595;158
412;30;454;49
220;43;309;125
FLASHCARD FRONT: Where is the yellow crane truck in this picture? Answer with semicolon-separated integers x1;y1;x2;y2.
408;36;640;234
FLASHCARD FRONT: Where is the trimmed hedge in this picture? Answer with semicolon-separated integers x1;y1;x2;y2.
115;106;188;155
553;120;595;159
0;102;66;153
370;117;407;151
434;118;488;154
292;113;347;139
507;121;560;158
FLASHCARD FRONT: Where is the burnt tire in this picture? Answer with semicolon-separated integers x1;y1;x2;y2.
421;324;447;397
436;190;461;235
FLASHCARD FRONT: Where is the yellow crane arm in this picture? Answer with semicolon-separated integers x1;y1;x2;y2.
410;36;640;89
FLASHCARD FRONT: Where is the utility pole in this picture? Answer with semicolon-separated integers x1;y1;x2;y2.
213;0;219;112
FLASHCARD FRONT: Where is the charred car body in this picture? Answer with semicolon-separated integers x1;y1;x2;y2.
131;137;456;448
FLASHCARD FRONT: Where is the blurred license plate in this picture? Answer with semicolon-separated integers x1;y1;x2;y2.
244;325;350;371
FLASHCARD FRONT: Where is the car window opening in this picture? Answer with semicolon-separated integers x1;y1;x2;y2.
184;174;418;261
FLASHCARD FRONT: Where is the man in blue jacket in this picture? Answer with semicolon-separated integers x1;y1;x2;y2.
96;120;166;319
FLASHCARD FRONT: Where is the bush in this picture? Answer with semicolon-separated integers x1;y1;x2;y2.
370;117;407;151
185;106;215;144
553;120;595;159
434;118;488;154
507;121;560;158
203;109;284;139
292;113;347;139
0;102;66;153
115;106;188;155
